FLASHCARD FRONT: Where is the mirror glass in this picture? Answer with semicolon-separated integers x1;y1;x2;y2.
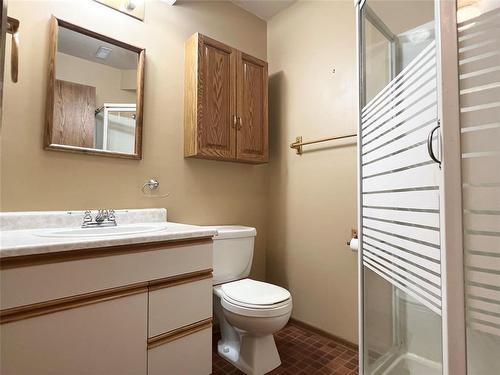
46;20;144;158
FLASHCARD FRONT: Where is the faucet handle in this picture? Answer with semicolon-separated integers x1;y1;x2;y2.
108;209;116;223
83;210;93;222
82;210;93;226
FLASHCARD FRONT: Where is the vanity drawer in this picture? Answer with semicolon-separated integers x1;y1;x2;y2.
148;275;212;337
148;323;212;375
1;239;212;310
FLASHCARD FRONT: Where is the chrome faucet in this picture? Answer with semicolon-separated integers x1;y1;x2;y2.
81;209;117;228
95;209;109;223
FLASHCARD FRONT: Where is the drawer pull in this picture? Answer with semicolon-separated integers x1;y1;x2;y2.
147;318;212;349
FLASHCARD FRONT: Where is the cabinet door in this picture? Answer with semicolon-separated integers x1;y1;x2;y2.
0;293;148;375
236;52;268;163
198;35;237;159
53;79;96;148
148;326;212;375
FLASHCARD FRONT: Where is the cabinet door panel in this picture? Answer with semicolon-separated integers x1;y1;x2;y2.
237;52;268;163
148;277;212;338
148;327;211;375
0;293;148;375
198;36;236;159
53;80;96;148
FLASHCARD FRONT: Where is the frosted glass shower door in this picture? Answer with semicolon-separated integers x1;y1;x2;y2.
358;1;444;374
459;4;500;374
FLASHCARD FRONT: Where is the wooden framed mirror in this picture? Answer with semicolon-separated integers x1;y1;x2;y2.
44;16;145;159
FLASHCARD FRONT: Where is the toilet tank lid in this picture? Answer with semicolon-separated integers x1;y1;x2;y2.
204;225;257;239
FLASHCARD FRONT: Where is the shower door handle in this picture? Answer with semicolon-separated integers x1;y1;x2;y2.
427;122;441;168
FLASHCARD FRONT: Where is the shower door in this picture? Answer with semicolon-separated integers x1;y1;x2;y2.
459;3;500;375
356;1;466;374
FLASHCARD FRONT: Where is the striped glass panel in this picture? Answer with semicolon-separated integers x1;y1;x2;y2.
459;5;500;374
361;41;442;316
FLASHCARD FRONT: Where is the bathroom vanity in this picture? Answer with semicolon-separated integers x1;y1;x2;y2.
0;209;215;375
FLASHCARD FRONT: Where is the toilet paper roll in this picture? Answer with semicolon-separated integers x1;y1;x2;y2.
349;238;359;251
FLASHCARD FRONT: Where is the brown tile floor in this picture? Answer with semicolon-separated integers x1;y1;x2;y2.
212;323;359;375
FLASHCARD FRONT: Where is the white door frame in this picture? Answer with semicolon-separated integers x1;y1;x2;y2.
355;2;365;374
435;1;467;374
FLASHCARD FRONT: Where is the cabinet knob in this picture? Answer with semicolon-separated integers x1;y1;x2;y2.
232;115;238;129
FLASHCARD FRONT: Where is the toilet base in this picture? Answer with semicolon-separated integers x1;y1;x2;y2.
213;293;284;375
217;332;281;375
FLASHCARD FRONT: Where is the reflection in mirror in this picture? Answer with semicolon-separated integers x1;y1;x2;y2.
45;17;145;159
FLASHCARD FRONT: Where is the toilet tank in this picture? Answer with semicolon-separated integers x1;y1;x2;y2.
206;226;257;285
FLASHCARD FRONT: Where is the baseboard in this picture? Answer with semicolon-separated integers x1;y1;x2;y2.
212;317;358;352
289;317;359;351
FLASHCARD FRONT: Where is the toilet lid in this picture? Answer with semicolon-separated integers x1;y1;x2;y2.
221;279;291;306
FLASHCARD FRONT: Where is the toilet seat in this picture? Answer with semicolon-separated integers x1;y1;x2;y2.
221;297;292;318
217;279;292;318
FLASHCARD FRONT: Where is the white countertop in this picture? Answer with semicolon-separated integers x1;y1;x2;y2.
0;222;217;259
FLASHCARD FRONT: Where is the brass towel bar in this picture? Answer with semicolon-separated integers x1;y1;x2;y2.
290;133;357;155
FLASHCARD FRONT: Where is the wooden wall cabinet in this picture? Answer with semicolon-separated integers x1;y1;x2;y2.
184;33;268;164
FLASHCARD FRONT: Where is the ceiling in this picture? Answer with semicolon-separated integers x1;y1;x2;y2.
58;26;138;70
230;0;297;20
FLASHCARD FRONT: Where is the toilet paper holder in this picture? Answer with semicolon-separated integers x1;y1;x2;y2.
347;229;358;246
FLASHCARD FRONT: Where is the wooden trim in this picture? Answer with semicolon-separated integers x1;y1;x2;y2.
0;237;212;270
147;318;212;349
199;34;233;54
56;17;143;53
1;283;148;324
42;143;142;159
289;318;359;351
239;51;267;68
0;269;213;324
135;49;146;158
44;15;58;149
148;269;212;291
184;33;199;157
44;16;146;160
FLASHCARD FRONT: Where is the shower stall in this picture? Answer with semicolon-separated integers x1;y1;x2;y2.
356;0;500;374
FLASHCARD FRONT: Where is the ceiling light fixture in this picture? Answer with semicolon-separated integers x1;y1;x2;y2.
126;0;140;11
95;46;112;60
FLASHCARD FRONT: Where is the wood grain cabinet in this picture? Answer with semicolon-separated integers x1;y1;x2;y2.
184;33;268;164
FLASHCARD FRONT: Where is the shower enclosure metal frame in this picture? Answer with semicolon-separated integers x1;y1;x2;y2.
355;0;467;374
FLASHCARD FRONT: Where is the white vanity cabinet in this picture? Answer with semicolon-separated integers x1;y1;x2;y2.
1;292;149;375
0;237;214;375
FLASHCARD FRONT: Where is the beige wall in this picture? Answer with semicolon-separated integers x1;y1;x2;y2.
2;0;361;342
266;1;359;343
56;52;137;107
0;0;268;280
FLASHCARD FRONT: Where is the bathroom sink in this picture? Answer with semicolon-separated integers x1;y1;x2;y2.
35;223;168;238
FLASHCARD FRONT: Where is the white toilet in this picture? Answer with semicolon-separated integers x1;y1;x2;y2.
208;225;292;375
